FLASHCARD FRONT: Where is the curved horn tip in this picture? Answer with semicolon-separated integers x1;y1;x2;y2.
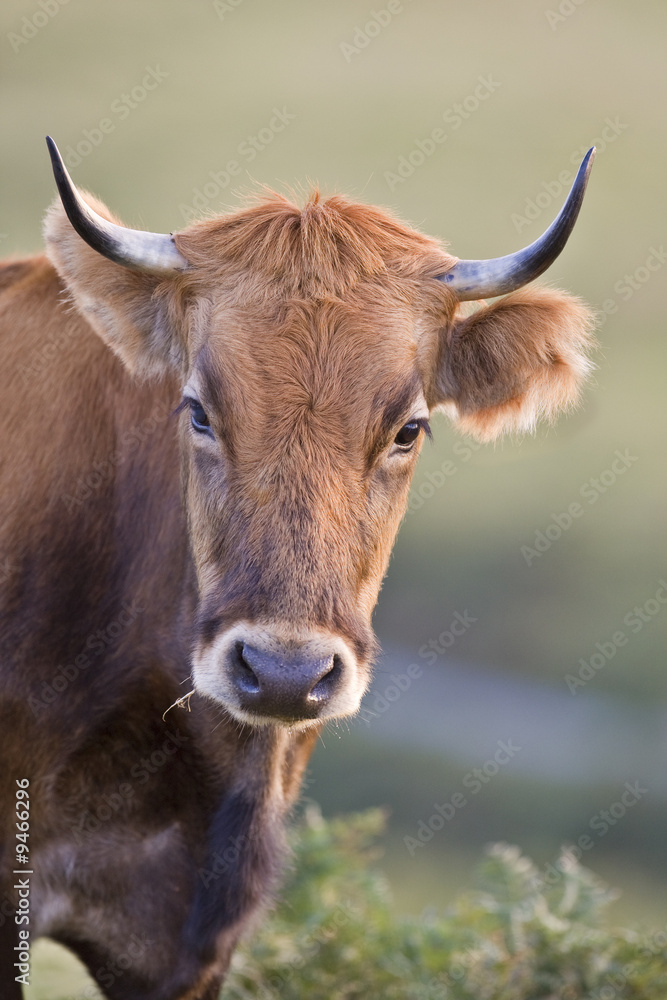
579;145;596;180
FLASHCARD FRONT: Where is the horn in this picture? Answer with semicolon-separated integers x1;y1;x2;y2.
46;136;187;273
437;147;595;301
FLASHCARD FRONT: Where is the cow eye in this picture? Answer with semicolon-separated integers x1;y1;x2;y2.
187;398;211;434
394;421;422;449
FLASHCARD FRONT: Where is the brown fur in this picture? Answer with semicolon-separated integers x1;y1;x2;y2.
0;185;594;999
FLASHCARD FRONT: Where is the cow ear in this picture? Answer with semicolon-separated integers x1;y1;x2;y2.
434;286;596;441
44;194;185;378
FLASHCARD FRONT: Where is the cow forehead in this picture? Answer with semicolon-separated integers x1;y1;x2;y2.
189;294;430;428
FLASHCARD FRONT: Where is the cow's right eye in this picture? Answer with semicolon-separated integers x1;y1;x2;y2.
187;398;211;434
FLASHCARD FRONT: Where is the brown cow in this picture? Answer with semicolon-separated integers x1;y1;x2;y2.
0;140;595;999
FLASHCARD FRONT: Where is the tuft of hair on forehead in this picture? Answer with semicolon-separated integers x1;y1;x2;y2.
174;188;456;299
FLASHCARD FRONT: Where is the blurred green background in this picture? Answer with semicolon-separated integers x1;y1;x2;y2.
1;0;665;994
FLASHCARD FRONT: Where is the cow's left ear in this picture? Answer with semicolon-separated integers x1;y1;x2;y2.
434;286;596;441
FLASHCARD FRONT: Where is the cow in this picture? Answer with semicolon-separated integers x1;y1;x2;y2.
0;138;595;999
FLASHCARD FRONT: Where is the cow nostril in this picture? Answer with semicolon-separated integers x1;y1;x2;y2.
233;641;260;695
308;654;343;704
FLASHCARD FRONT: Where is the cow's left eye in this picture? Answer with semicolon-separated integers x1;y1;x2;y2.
187;398;211;434
394;421;421;449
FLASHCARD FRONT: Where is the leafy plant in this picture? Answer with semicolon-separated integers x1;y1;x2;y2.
223;805;667;999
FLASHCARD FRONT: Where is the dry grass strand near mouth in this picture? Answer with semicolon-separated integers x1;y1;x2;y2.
162;688;195;720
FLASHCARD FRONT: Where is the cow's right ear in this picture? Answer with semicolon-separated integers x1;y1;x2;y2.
44;194;186;379
433;285;596;441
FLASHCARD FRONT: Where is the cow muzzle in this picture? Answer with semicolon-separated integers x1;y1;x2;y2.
231;642;342;720
192;624;365;727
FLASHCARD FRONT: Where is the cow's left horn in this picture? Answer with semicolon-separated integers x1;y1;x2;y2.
437;147;595;301
46;136;188;273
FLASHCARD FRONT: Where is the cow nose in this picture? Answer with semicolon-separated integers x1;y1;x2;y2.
229;641;343;721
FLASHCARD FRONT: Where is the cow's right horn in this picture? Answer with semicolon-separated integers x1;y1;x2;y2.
46;136;188;274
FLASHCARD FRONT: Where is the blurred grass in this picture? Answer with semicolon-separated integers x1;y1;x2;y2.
2;0;666;992
25;940;103;1000
307;734;667;924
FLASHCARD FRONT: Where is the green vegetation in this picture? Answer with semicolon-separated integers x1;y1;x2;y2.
222;807;667;999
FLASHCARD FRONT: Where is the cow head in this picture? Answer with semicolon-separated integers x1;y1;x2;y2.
44;139;595;728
